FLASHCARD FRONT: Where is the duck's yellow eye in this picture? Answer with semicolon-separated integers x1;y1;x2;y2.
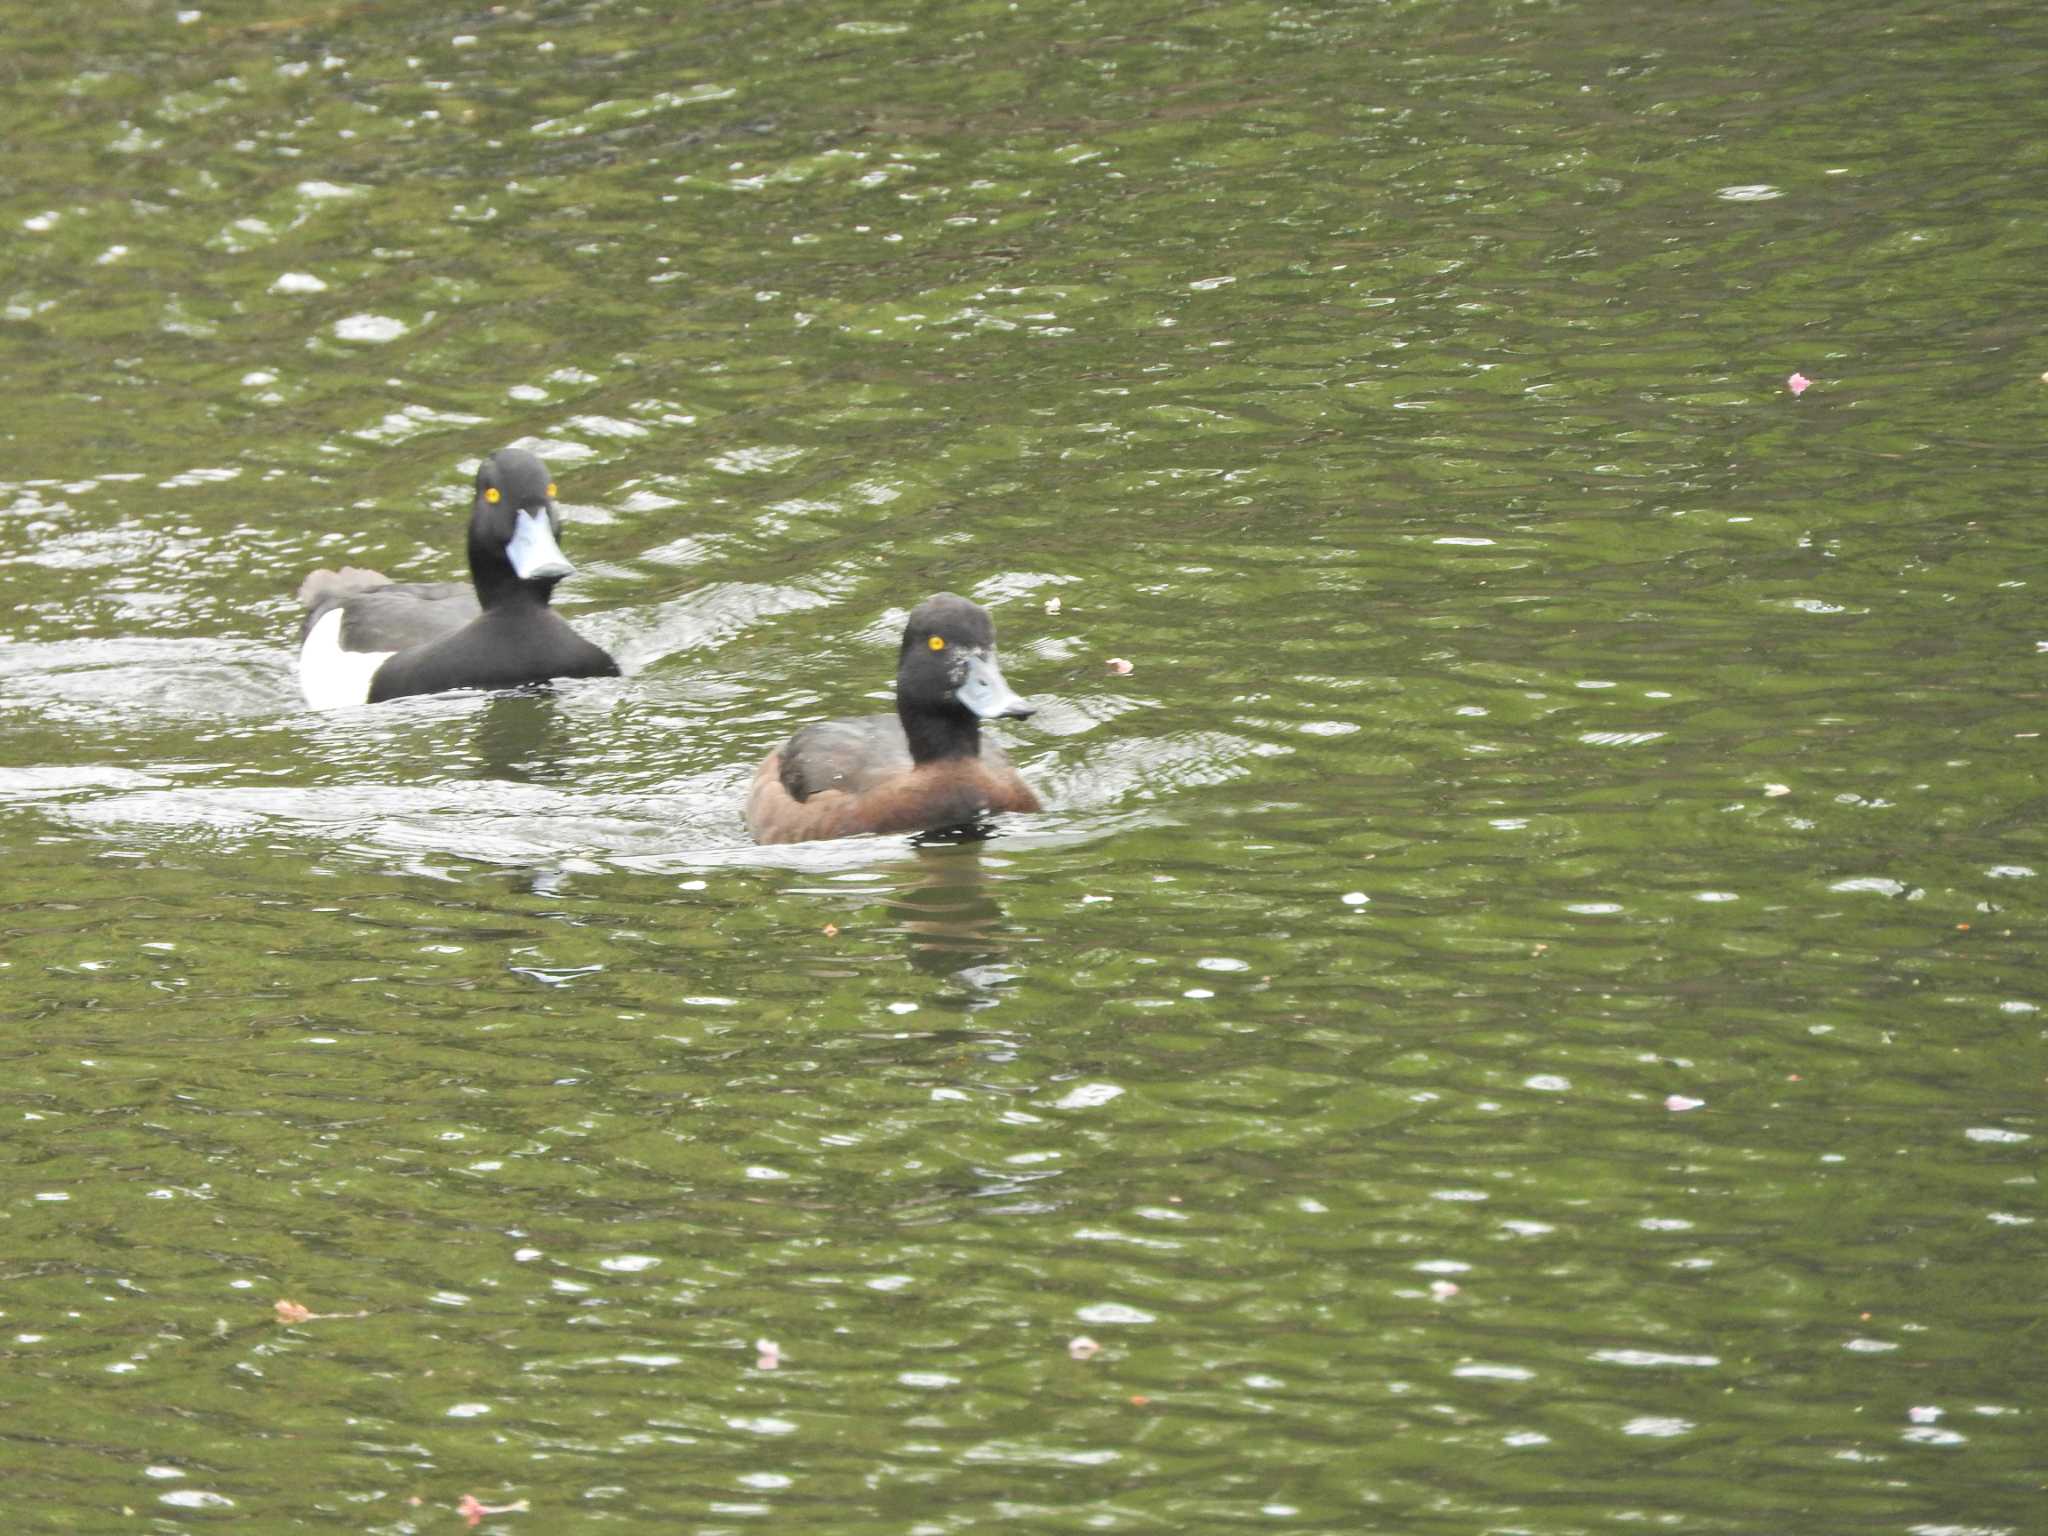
484;487;501;504
928;635;946;651
546;483;557;498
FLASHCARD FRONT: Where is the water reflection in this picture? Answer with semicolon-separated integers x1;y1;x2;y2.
883;841;1020;984
470;688;579;783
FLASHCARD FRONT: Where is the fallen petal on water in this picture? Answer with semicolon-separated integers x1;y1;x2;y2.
459;1495;530;1527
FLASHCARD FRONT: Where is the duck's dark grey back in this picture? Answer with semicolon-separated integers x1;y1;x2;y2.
295;566;390;610
297;574;479;651
777;715;915;802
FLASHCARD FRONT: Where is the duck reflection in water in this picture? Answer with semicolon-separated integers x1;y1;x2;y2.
810;843;1025;992
471;690;581;784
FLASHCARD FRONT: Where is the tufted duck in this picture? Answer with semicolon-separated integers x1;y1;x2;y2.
745;593;1042;844
295;448;618;708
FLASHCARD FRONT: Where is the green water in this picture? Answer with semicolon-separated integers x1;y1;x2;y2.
1;1;2041;1531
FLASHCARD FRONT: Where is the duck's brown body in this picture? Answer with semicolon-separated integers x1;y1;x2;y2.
745;715;1040;844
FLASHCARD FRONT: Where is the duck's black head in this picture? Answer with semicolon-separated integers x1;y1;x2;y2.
469;448;573;606
895;592;1034;761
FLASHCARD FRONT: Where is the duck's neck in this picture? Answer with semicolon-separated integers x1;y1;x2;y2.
900;698;981;765
471;561;557;612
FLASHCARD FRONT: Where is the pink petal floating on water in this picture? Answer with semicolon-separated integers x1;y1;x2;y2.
1786;372;1812;396
270;1297;368;1323
1665;1095;1706;1112
1105;657;1134;675
755;1338;781;1370
1429;1280;1461;1300
1068;1335;1102;1361
1907;1405;1942;1424
459;1495;530;1527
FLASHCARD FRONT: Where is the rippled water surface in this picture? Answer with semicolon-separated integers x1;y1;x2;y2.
2;2;2042;1531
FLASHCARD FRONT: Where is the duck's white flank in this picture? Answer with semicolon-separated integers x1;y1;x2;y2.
298;608;396;710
